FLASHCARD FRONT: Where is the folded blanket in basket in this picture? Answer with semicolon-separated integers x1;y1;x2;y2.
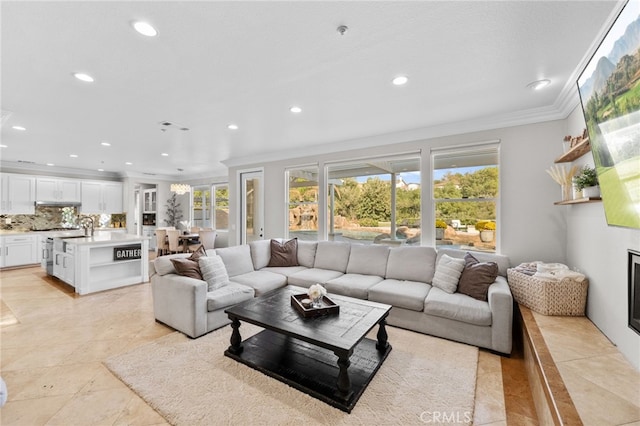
534;262;585;282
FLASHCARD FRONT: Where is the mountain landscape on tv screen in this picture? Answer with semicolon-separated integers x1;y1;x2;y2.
578;7;640;230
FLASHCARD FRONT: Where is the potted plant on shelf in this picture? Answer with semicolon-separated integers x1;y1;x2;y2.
435;219;447;240
476;220;496;242
573;165;600;198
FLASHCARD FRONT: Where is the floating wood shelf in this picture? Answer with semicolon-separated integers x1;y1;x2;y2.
555;138;591;163
554;197;601;205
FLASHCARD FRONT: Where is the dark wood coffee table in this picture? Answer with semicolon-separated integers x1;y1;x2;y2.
224;285;392;413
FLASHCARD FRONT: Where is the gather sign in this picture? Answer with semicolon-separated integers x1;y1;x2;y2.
113;244;142;261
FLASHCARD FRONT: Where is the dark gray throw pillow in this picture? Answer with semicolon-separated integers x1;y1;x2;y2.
268;238;299;267
457;252;498;301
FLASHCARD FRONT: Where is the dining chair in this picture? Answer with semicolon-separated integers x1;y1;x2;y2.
166;230;182;254
155;229;169;256
195;229;216;251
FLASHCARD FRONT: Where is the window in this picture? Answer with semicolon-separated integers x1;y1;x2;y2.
432;143;499;252
212;184;229;231
325;154;421;245
286;166;319;240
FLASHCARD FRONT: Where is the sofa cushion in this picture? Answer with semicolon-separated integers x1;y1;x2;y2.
199;255;230;291
346;244;389;277
229;270;287;296
287;268;344;288
457;252;499;301
261;266;307;277
431;254;465;294
424;287;492;326
215;245;254;277
313;241;351;272
368;279;431;312
437;248;510;277
206;283;255;312
153;253;192;276
249;239;272;270
385;246;437;283
325;274;383;299
268;238;299;267
297;241;318;268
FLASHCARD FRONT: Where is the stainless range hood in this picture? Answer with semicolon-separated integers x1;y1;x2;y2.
35;201;82;207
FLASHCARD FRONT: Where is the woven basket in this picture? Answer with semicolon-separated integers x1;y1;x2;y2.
507;268;588;316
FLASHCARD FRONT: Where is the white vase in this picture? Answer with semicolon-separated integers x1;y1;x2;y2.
582;185;600;198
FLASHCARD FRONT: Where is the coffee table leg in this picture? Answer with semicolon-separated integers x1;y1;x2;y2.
228;317;243;355
376;317;389;350
336;354;353;400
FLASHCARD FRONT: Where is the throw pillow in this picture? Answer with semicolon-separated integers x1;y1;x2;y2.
199;255;230;292
457;252;499;301
431;254;465;294
169;246;208;280
170;258;203;280
268;238;299;267
189;244;207;260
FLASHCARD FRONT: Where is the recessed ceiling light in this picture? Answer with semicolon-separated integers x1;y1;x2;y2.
228;124;239;130
125;162;133;165
161;153;169;157
12;125;26;131
97;169;104;172
70;154;78;158
46;163;54;166
392;75;409;86
73;72;94;83
0;144;7;148
101;142;111;146
527;79;551;90
132;21;158;37
290;106;302;114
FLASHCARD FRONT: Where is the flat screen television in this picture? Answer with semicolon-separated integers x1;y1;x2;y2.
577;0;640;229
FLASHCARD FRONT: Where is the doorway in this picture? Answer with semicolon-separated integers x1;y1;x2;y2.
240;171;264;244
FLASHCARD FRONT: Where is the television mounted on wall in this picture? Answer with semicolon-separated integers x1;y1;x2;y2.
576;0;640;229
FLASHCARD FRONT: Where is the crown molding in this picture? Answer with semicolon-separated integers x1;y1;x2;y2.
0;160;122;181
222;101;571;169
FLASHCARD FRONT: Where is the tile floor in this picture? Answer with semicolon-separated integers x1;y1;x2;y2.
0;264;533;425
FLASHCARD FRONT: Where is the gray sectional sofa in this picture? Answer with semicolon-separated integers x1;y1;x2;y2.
150;240;513;354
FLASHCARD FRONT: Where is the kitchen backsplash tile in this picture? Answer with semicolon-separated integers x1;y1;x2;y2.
0;207;126;231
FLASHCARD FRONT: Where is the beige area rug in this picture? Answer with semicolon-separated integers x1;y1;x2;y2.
105;324;478;426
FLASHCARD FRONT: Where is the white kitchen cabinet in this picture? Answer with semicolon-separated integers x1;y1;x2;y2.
0;173;35;214
53;246;75;286
143;189;157;213
36;177;81;202
1;235;39;268
142;226;157;250
81;181;123;214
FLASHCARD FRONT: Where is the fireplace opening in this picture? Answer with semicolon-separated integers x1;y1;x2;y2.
629;250;640;336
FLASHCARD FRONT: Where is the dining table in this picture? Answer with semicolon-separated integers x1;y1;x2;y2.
178;233;200;252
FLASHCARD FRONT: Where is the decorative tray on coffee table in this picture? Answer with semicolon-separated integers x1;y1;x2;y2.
291;293;340;318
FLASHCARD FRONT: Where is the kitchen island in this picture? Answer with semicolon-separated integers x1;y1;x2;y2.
55;233;149;295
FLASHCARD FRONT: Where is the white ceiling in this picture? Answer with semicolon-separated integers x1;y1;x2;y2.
0;1;621;180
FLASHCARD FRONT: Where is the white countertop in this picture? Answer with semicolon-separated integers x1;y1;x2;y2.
60;233;148;245
0;228;127;237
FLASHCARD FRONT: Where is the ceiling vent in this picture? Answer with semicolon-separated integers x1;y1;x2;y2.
159;120;189;132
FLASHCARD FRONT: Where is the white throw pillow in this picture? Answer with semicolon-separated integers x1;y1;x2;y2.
432;254;466;294
199;255;230;292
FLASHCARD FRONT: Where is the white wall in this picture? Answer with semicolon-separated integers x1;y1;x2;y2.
227;119;568;266
565;107;640;370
